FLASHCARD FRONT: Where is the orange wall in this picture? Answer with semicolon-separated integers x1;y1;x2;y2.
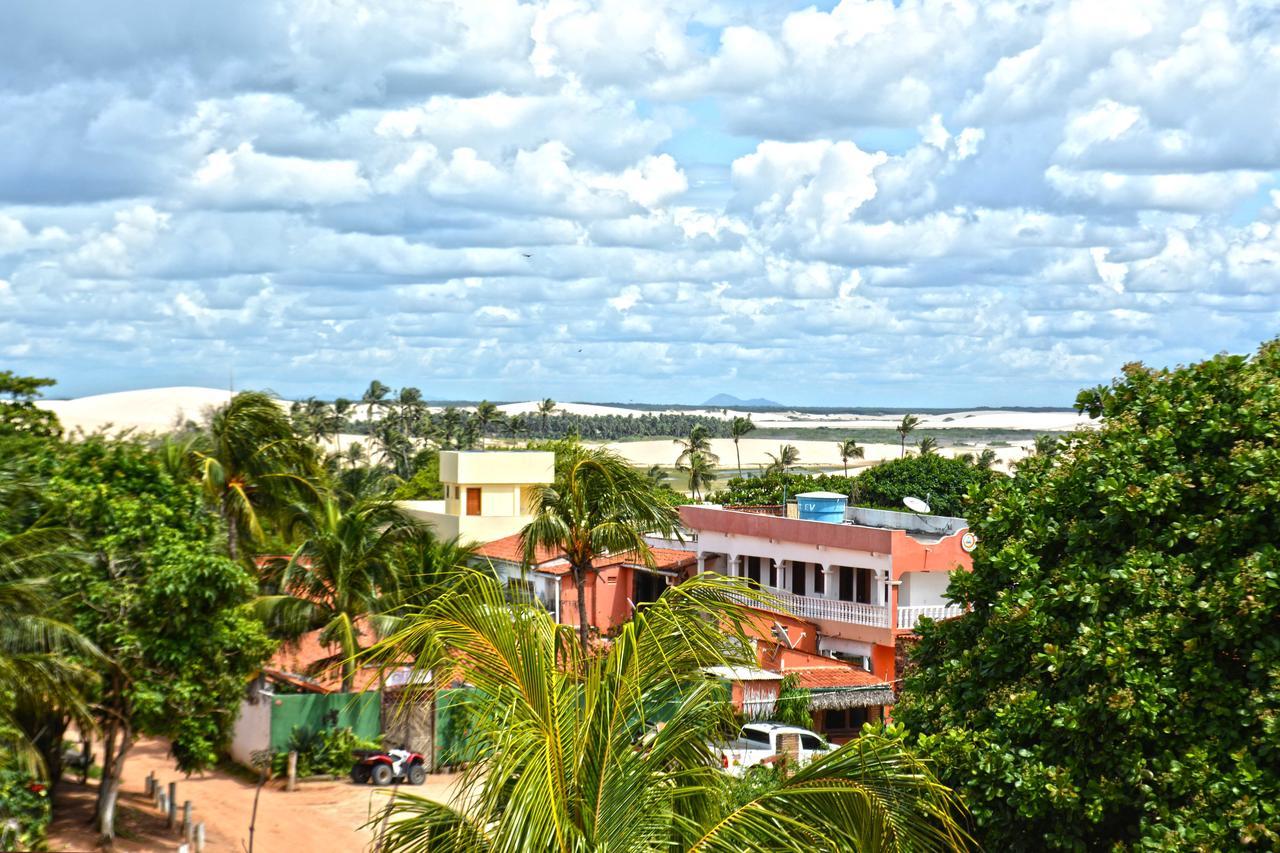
557;566;636;634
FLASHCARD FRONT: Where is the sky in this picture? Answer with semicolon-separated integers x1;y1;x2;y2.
2;0;1279;406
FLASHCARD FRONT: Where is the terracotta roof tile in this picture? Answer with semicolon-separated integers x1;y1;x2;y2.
473;534;695;574
788;666;886;690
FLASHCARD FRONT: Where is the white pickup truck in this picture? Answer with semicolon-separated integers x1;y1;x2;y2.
715;722;833;776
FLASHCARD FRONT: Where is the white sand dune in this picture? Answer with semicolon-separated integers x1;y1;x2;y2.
495;401;1093;433
37;387;235;435
601;438;1032;472
496;400;649;418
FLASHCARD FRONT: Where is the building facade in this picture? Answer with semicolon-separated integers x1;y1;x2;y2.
679;500;974;686
398;450;554;541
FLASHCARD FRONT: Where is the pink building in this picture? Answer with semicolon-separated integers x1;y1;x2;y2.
679;501;975;688
472;533;697;636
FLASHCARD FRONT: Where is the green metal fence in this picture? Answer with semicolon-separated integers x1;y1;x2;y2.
268;692;382;752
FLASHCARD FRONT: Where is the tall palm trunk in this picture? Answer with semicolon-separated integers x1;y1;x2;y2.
573;563;590;650
226;510;239;560
735;440;742;478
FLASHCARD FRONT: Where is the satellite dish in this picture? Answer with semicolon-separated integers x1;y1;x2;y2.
903;496;931;514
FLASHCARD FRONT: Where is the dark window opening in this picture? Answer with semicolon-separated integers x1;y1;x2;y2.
824;707;869;732
856;567;873;604
791;561;806;596
839;566;854;601
633;569;664;605
746;556;761;586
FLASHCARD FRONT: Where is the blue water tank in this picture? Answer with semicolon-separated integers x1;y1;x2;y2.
795;491;848;523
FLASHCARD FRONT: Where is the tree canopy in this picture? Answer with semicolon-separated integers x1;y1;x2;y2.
708;455;996;517
369;572;970;852
896;340;1280;850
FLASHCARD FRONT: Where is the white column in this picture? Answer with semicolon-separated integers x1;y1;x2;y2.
696;554;706;575
822;565;837;599
728;554;740;578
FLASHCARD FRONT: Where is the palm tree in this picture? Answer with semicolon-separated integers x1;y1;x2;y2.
254;498;423;692
975;448;998;470
0;521;97;772
362;380;391;424
193;391;319;559
678;450;717;501
507;414;528;441
897;414;921;458
836;438;864;475
367;573;971;852
729;416;755;478
645;464;669;485
675;424;720;468
437;407;462;449
521;445;680;649
917;436;939;456
764;443;800;475
473;401;505;448
333;397;353;456
395;387;425;435
1033;434;1060;458
537;398;558;432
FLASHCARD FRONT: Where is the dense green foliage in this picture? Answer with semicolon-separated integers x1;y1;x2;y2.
852;454;998;517
708;455;996;517
370;572;970;852
896;341;1280;850
0;765;50;850
272;725;378;778
0;371;60;438
35;434;275;835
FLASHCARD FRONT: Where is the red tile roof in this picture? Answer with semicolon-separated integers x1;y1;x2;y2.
788;666;886;690
473;534;695;574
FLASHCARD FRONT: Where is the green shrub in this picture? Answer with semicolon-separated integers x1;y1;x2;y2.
0;766;51;851
272;726;379;778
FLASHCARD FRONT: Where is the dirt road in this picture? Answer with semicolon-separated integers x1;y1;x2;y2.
49;738;462;851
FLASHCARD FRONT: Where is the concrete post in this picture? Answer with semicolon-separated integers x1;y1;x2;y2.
194;822;206;853
182;800;192;839
287;750;298;792
145;772;154;797
167;782;177;828
695;554;706;575
157;790;168;814
822;565;837;599
727;554;739;578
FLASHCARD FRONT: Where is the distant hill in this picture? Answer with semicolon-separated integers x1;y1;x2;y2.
703;393;782;408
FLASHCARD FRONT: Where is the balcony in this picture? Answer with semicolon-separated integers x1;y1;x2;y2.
896;604;965;630
755;585;891;629
730;585;965;632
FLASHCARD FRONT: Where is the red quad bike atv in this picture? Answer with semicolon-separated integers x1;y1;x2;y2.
350;748;427;786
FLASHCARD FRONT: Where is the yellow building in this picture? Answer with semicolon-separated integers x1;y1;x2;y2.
397;450;555;542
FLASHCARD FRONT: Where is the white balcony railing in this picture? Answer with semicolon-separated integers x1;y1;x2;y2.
753;586;891;629
896;604;965;630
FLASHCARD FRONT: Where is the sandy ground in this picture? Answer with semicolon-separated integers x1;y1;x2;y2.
47;738;461;852
37;387;1092;438
601;437;1032;471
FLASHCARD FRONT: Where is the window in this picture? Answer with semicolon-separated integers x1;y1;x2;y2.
505;578;535;605
824;708;869;732
742;727;770;746
633;570;664;605
814;566;825;594
791;561;806;595
800;734;825;750
746;556;761;585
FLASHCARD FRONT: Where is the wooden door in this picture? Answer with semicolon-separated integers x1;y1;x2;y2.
466;487;481;516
